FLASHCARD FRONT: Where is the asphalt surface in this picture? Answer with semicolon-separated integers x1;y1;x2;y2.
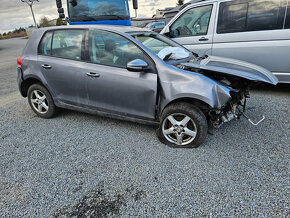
0;38;289;217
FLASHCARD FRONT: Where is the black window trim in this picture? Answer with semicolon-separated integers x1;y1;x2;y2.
283;2;289;29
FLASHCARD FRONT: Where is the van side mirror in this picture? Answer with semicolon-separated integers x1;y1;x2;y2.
59;13;65;19
56;0;62;8
133;0;138;10
58;8;64;13
127;59;149;72
56;0;66;19
162;26;176;38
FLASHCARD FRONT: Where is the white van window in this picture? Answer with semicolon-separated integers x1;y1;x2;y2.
218;4;248;33
217;0;287;34
170;5;213;38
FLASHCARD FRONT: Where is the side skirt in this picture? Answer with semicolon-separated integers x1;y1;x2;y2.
55;101;159;127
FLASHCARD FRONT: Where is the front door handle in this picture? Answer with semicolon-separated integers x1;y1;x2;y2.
41;64;52;69
86;72;100;78
199;37;209;42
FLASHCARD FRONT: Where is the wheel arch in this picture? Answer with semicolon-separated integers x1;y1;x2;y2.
159;97;212;119
20;76;51;98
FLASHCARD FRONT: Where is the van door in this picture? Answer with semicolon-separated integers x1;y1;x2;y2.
163;2;217;56
212;0;290;83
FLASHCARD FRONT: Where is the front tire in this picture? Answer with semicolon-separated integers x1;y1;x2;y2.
27;84;57;119
157;102;208;148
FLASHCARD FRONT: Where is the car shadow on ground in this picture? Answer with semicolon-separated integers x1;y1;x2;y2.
254;83;290;93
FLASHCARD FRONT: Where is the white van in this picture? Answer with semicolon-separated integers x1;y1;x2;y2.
161;0;290;83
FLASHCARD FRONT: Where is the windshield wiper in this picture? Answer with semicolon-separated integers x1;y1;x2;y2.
73;15;129;22
100;15;128;20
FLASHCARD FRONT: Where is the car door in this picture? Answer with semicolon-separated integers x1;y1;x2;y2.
84;29;158;120
212;0;290;82
163;2;217;56
38;29;89;106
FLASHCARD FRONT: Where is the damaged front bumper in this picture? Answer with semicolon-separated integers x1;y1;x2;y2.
208;89;265;128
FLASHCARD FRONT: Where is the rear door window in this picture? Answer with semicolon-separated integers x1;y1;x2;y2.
39;32;53;55
217;0;287;34
51;30;84;61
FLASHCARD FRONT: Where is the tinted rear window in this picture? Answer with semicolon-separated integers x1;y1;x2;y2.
217;0;287;34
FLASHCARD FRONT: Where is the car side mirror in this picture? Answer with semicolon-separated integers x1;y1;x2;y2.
127;59;149;72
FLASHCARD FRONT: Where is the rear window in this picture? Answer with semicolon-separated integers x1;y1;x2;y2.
39;29;84;61
217;0;287;34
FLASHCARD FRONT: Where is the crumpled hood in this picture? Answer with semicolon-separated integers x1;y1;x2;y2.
181;55;278;85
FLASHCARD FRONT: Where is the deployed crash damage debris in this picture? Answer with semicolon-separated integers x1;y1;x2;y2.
174;54;277;128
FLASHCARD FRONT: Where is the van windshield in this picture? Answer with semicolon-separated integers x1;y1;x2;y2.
68;0;130;22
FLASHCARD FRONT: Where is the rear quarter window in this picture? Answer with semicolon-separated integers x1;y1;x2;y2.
38;32;53;55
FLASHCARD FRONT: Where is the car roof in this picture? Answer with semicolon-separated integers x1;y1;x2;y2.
37;25;151;34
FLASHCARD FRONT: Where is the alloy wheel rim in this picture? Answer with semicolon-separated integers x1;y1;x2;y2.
162;113;197;146
30;90;49;114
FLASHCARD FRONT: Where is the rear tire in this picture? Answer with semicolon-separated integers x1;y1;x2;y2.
157;102;208;148
27;84;57;119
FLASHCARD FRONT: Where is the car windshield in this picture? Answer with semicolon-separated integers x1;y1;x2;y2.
68;0;130;21
132;33;191;61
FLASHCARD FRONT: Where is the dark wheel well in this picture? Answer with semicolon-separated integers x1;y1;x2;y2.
21;78;43;97
159;98;211;121
162;98;211;113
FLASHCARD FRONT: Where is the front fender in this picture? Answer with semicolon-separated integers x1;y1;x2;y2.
159;68;232;112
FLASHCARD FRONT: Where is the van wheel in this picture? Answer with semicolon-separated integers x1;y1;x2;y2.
27;84;57;119
157;102;208;148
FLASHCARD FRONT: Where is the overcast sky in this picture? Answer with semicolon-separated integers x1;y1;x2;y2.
0;0;188;34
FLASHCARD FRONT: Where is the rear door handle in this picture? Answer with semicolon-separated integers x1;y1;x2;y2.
41;64;52;69
199;37;209;41
86;72;100;78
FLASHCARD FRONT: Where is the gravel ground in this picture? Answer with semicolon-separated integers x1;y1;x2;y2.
0;38;289;217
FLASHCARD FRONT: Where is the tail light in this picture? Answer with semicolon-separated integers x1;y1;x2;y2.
17;56;22;68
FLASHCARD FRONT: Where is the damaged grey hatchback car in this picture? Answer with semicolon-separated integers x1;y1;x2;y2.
17;26;278;148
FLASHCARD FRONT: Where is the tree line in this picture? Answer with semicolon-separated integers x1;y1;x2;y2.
0;27;28;40
0;17;66;40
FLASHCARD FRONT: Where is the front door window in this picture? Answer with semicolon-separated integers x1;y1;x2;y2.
88;30;145;68
171;5;213;38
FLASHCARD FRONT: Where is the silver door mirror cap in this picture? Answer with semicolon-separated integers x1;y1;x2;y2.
127;59;150;72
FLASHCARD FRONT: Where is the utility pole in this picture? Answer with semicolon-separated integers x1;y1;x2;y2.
21;0;39;27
